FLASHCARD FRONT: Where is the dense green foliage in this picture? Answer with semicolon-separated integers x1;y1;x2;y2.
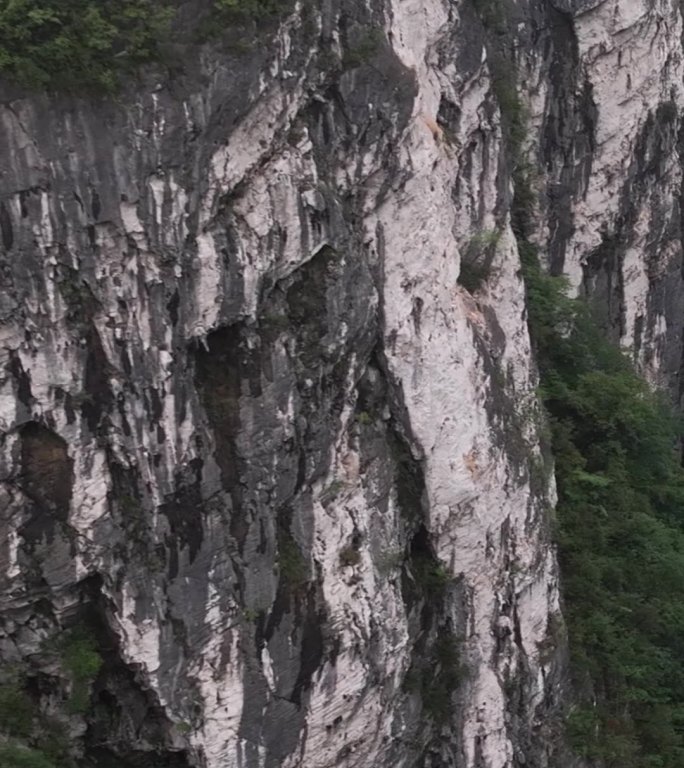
0;743;55;768
0;628;102;767
276;527;308;589
59;629;103;714
0;676;64;768
405;628;463;723
0;0;174;90
212;0;287;21
196;0;294;43
523;245;684;767
0;680;35;738
0;0;294;91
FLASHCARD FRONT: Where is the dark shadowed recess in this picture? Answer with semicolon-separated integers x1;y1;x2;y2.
17;422;73;546
81;577;192;768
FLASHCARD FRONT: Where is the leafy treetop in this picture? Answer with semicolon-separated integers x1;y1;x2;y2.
0;0;174;91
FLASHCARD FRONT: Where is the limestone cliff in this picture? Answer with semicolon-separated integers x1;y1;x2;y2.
0;0;679;766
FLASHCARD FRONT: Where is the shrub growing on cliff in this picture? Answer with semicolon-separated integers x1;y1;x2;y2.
276;528;308;589
405;628;463;723
523;245;684;767
0;0;173;90
458;230;500;293
0;743;55;768
198;0;291;38
0;670;70;767
0;679;34;738
59;629;103;714
212;0;286;19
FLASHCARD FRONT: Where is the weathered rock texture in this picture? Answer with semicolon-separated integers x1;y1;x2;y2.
0;0;680;766
531;0;684;393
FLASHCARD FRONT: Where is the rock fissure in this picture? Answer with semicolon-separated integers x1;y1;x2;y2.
2;0;684;766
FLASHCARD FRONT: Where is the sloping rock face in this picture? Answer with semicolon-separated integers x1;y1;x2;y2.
531;0;684;390
0;0;681;766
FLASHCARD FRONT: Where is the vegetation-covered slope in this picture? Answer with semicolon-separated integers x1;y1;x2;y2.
0;0;173;90
0;0;287;90
523;248;684;767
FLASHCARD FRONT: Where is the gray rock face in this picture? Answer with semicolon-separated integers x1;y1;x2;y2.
548;0;608;16
0;0;680;766
531;0;684;394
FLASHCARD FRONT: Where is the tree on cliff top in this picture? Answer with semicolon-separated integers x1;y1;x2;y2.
0;0;173;90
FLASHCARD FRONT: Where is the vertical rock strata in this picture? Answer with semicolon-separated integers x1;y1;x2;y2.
0;0;682;765
535;0;684;391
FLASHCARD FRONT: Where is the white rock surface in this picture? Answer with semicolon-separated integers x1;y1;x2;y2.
2;0;681;765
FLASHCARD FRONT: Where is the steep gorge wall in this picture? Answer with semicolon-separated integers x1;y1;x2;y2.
530;0;684;391
0;0;680;766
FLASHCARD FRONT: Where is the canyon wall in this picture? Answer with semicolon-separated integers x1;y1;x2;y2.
0;0;681;765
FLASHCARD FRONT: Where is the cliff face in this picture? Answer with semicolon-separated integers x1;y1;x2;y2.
531;0;684;388
0;0;680;766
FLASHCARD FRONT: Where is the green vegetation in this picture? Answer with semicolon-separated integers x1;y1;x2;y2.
242;606;264;622
0;0;173;90
377;548;404;575
472;2;684;758
471;0;507;34
0;679;34;738
0;743;55;768
339;545;361;567
322;479;346;502
175;720;193;735
197;0;294;41
0;670;70;767
466;229;500;253
410;550;451;597
59;629;103;714
356;410;373;426
458;230;500;293
211;0;288;22
405;628;463;723
478;1;684;757
388;432;424;523
0;0;298;90
472;0;684;763
457;262;491;294
523;245;684;766
342;28;383;69
277;528;308;589
489;62;527;164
